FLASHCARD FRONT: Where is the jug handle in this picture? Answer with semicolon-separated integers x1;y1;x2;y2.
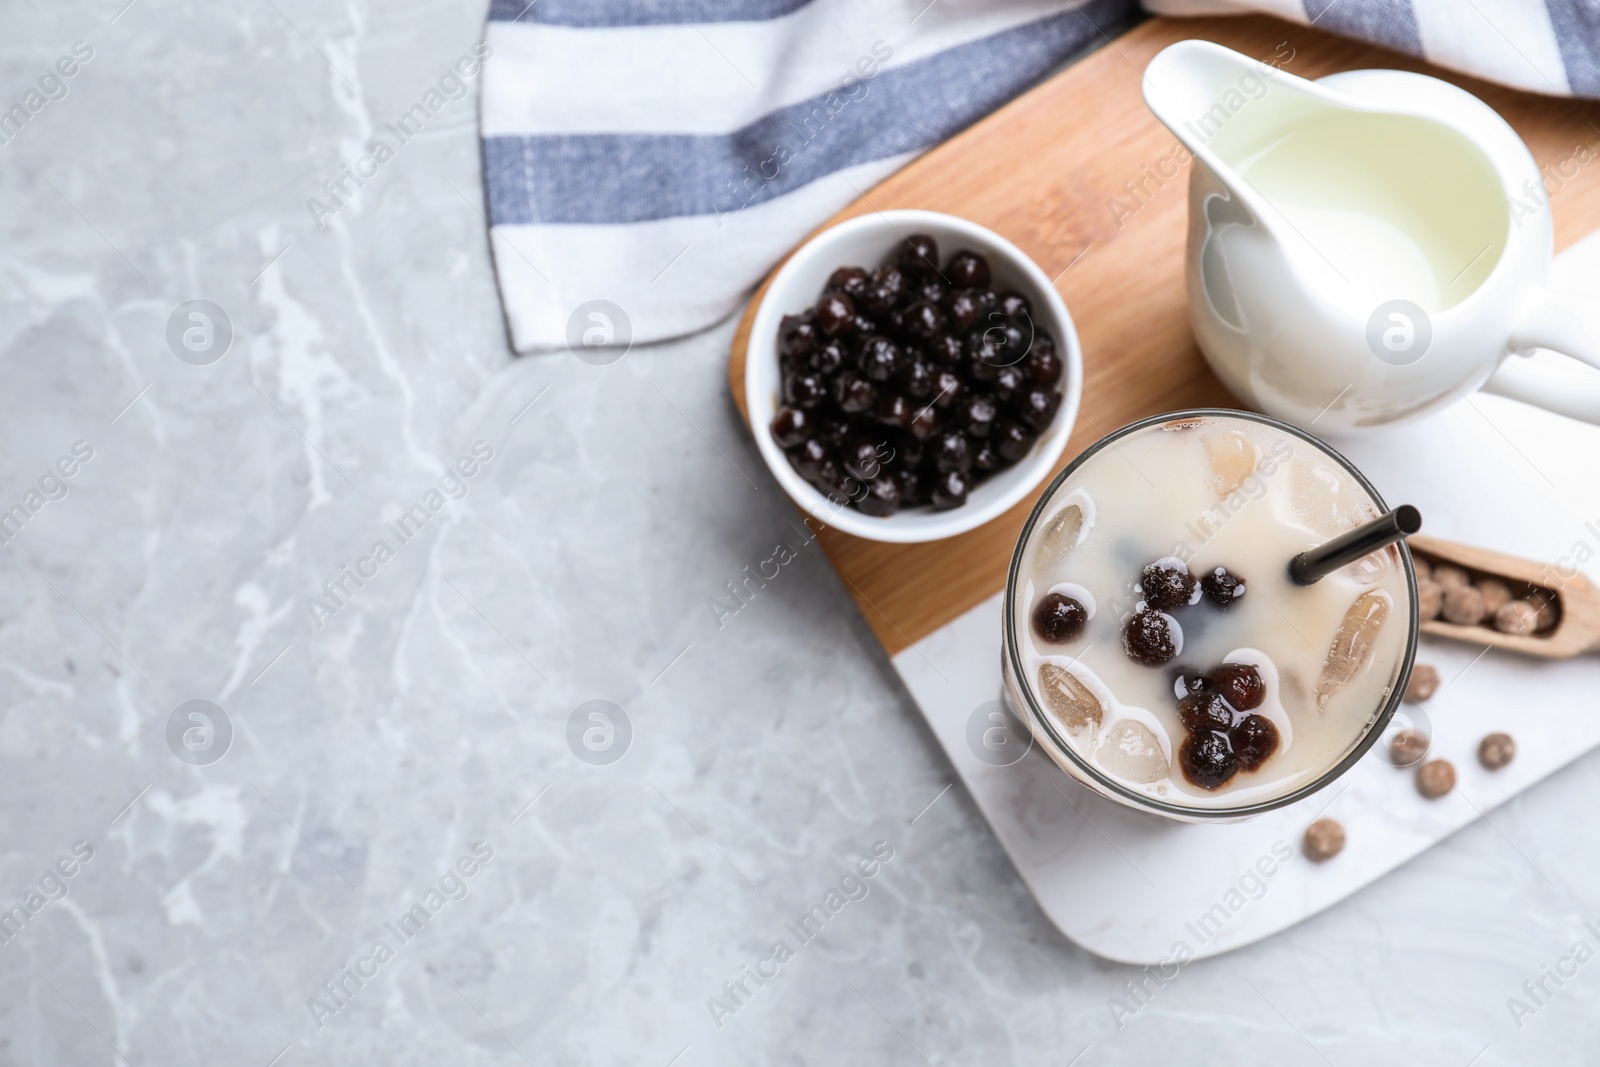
1484;286;1600;425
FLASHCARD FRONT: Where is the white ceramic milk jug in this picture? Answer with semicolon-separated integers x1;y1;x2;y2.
1143;41;1600;433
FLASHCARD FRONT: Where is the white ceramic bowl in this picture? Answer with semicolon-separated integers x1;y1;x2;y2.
747;210;1082;543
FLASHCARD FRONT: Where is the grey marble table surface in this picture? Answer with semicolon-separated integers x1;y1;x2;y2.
3;2;1599;1065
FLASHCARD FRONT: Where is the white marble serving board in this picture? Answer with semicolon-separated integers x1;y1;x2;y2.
891;231;1600;965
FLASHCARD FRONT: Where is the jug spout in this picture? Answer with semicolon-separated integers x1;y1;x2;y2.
1142;40;1326;164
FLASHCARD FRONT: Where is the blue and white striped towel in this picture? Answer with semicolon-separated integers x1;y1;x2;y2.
1143;0;1600;97
480;0;1599;354
480;0;1138;352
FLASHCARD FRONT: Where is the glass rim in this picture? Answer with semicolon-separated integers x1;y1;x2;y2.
1003;407;1420;820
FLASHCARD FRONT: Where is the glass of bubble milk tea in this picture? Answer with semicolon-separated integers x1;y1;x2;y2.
1003;410;1419;822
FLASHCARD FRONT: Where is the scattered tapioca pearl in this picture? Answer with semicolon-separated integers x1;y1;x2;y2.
1403;663;1439;702
1389;728;1429;766
1416;759;1455;798
1303;818;1346;862
1479;732;1516;769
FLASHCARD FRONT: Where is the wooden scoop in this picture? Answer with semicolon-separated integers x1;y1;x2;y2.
1408;534;1600;658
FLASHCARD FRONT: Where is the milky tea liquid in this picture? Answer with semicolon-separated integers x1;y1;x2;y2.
1005;415;1412;811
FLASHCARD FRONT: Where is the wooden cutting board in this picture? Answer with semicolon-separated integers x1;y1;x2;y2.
728;14;1600;657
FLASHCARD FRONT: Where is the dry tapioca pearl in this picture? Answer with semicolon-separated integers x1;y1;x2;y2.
805;462;837;498
859;336;900;383
1140;560;1195;612
1303;818;1345;862
815;291;856;336
1123;610;1177;666
875;263;909;297
787;438;828;480
862;284;897;317
1432;563;1469;589
1441;584;1487;624
1231;714;1279;771
833;373;876;413
779;314;817;358
769;406;811;449
903;300;944;340
1417;579;1443;621
1477;578;1512;615
812;460;853;503
893;468;923;506
783;371;826;409
815;418;848;448
999;291;1031;321
1032;593;1088;643
898;234;939;275
965;356;1001;389
1000;321;1033;362
876;393;914;430
958;394;998;437
933;431;972;473
1416;758;1455;798
944;289;980;331
1201;567;1246;608
1211;663;1264;710
978;319;1022;364
1180;730;1237;790
827;266;868;298
1404;663;1439;702
929;468;969;510
1027;346;1062;387
931;369;964;410
857;476;902;517
994;364;1027;404
901;356;935;401
947;250;991;289
995;421;1034;464
842;438;885;482
1529;591;1558;630
1479;732;1516;770
1494;599;1540;635
1178;691;1233;732
922;335;958;368
1017;387;1061;431
964;331;1003;378
812;340;845;376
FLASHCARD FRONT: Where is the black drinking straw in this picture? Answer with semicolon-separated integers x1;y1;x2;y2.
1289;505;1423;586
